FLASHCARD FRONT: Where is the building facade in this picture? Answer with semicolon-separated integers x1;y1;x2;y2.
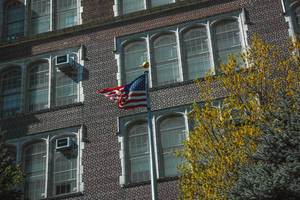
0;0;299;199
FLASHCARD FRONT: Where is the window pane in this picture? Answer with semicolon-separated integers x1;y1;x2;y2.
154;34;180;86
6;2;24;40
56;69;78;106
183;27;210;80
123;0;145;14
1;70;22;117
53;141;77;196
124;41;147;84
295;6;300;33
24;142;46;200
214;20;241;67
56;0;78;29
128;122;150;183
29;63;49;111
31;0;51;34
160;116;186;177
152;0;174;7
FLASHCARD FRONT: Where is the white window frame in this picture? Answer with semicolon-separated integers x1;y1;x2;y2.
6;125;85;199
115;10;248;87
118;106;190;186
0;46;84;117
282;0;300;38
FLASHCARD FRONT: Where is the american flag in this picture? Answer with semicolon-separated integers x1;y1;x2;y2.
98;74;147;109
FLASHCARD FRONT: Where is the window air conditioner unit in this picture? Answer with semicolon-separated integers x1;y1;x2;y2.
55;54;74;72
56;137;72;151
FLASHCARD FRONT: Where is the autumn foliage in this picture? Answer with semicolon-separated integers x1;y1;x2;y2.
176;36;299;200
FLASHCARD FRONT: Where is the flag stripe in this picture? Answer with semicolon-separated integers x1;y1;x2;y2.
98;74;147;109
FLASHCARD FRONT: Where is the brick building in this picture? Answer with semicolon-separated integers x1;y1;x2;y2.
0;0;299;199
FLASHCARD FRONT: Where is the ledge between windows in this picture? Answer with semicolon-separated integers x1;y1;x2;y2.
1;102;84;120
41;192;83;200
122;176;179;188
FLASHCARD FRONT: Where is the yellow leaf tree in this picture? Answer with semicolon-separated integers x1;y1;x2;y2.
176;36;299;200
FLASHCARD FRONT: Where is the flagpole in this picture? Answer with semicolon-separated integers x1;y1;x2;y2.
144;71;158;200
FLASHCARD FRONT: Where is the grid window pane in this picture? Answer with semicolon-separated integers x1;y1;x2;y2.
295;6;300;33
56;69;78;106
124;41;147;84
56;0;78;29
214;20;241;66
24;142;46;200
1;70;22;117
29;63;49;111
154;34;180;86
183;27;210;80
31;0;51;34
53;143;77;196
152;0;174;7
160;116;186;177
128;122;150;183
123;0;145;14
6;2;24;40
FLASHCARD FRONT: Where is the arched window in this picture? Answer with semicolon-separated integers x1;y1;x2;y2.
28;61;49;111
55;65;78;106
0;69;22;117
5;1;24;41
52;137;77;195
30;0;51;34
24;142;46;200
159;115;186;177
128;121;150;183
56;0;78;29
152;0;174;8
153;34;179;86
294;5;300;33
124;41;147;84
214;20;241;68
183;27;210;80
122;0;145;14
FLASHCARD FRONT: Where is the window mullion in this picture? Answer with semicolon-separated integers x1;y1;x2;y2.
44;136;50;198
175;28;184;82
146;34;153;88
50;0;53;31
206;21;216;75
152;115;160;178
48;57;52;108
21;63;27;112
24;0;29;37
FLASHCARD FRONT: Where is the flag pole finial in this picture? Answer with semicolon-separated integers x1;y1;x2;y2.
142;61;149;69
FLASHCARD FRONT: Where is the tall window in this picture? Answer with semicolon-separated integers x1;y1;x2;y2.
55;68;78;106
128;122;150;183
5;1;24;41
153;34;180;86
24;142;46;200
56;0;78;29
124;41;147;84
30;0;51;34
122;0;145;15
0;69;22;117
28;62;49;111
183;27;210;80
214;20;241;68
52;138;77;195
159;115;185;177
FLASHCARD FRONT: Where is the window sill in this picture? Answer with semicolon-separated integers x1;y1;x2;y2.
41;192;83;200
1;102;84;120
122;176;179;188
